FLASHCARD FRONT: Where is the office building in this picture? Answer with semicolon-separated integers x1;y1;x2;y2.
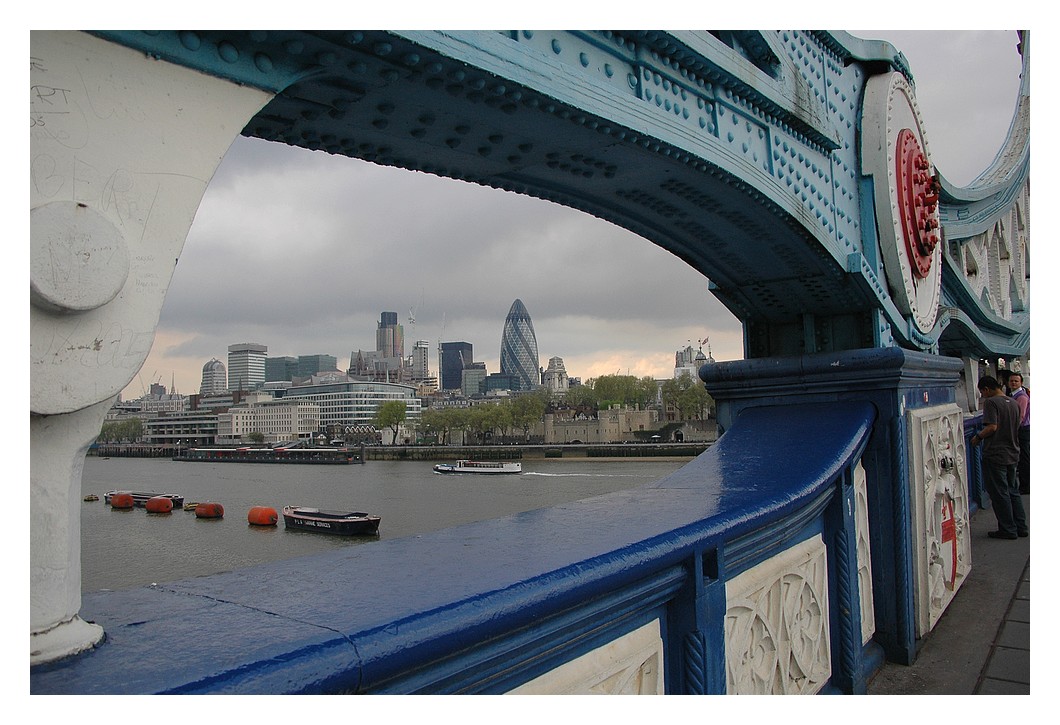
216;399;321;444
411;340;432;384
199;358;228;395
461;362;487;397
265;356;298;382
228;342;267;391
298;354;338;378
278;373;421;431
499;298;540;391
484;372;520;393
439;341;473;391
144;409;220;447
376;311;404;359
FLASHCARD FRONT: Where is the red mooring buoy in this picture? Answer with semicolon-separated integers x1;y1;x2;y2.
195;502;224;519
145;496;174;513
110;492;135;509
247;506;278;526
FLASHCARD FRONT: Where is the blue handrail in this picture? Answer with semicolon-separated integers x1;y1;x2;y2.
32;402;876;694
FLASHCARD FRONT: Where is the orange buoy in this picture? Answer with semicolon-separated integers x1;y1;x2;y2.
247;506;278;526
110;492;135;509
145;496;174;513
195;502;224;519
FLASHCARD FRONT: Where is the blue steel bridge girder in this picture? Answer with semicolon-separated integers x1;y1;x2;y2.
92;29;927;358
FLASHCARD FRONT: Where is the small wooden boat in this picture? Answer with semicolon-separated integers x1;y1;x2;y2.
433;460;522;475
183;502;200;511
282;506;380;536
104;491;185;509
83;494;99;502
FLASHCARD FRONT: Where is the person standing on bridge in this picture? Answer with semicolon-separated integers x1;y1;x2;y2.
971;376;1028;539
1006;372;1030;495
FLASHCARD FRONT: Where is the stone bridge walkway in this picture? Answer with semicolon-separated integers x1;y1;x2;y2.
868;496;1030;694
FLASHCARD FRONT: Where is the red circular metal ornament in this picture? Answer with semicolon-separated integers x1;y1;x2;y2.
895;129;940;279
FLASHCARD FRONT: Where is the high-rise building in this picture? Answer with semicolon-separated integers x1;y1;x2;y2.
199;358;227;395
265;356;298;382
439;341;473;391
411;340;432;384
499;299;540;391
228;343;267;391
376;311;404;360
298;354;338;378
461;362;487;397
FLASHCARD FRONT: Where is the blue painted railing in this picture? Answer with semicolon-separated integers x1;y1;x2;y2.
32;402;877;694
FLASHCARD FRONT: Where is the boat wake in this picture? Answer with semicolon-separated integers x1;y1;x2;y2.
522;471;640;478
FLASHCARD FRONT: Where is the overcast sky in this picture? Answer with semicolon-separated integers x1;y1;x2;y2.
125;30;1025;399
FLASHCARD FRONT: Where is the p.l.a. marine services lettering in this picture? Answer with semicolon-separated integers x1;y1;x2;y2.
294;518;331;528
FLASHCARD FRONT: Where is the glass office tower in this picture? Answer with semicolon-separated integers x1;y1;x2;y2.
499;299;540;391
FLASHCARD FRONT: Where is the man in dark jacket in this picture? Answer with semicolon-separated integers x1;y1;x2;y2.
1007;372;1030;494
971;376;1028;539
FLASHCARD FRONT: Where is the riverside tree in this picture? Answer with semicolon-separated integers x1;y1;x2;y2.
97;418;144;443
509;390;548;441
660;372;714;420
374;400;408;445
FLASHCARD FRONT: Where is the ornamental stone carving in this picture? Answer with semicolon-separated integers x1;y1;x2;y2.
725;535;831;694
906;404;972;635
853;462;876;645
508;619;664;694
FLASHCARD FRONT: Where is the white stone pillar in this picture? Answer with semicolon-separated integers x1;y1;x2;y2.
30;31;272;663
30;399;112;664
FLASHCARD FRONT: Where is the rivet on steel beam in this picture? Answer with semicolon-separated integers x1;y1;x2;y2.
254;53;273;73
218;41;239;63
178;31;201;51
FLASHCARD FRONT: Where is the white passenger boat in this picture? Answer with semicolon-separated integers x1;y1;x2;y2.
433;460;522;475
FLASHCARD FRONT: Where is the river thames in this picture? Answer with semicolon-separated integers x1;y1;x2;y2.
79;456;692;593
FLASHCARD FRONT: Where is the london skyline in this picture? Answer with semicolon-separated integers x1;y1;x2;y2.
117;30;1025;400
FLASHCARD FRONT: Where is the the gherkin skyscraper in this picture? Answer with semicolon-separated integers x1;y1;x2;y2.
499;299;540;391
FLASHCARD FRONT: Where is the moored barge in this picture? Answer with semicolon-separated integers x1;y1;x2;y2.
174;446;361;465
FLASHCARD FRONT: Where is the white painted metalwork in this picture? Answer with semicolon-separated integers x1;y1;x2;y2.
861;72;942;334
29;31;272;663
